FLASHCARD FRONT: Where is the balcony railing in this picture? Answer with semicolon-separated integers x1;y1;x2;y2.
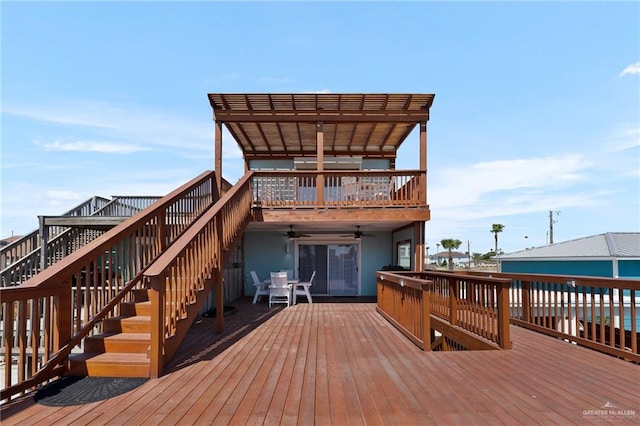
252;170;425;208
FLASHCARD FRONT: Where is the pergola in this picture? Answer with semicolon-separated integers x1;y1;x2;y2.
208;93;435;191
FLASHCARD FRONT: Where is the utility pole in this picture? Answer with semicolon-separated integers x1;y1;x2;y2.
549;210;560;244
467;240;471;268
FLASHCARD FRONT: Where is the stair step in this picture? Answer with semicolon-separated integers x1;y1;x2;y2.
132;288;150;303
68;352;149;378
103;316;151;333
120;301;152;317
84;332;151;353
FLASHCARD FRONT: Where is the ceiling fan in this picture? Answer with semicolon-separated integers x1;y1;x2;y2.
281;225;311;239
341;226;375;239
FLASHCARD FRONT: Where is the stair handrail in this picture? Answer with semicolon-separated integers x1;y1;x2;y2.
1;196;112;269
145;172;254;378
0;196;163;287
0;171;217;402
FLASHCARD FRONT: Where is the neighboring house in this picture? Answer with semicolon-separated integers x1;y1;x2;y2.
208;93;435;297
496;232;640;279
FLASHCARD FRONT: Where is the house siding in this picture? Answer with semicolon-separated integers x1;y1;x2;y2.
243;231;391;297
618;259;640;279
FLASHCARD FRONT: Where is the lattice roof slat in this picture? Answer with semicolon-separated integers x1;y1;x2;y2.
208;93;434;159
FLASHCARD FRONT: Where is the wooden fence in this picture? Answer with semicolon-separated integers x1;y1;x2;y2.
377;271;512;351
463;271;639;363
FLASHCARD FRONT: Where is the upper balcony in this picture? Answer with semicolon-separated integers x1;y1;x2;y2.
207;93;435;225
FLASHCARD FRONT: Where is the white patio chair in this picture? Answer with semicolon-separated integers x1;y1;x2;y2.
251;270;269;304
293;271;315;305
269;271;291;307
341;176;359;201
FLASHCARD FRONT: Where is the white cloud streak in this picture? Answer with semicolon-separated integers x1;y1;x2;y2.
619;62;640;77
41;140;151;154
3;100;212;152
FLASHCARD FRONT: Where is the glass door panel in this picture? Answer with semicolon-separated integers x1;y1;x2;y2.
328;244;358;295
298;244;327;294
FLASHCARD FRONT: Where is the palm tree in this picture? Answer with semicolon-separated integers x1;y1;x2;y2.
491;224;505;254
440;238;462;271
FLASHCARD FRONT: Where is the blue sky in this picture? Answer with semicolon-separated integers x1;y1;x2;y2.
1;1;638;255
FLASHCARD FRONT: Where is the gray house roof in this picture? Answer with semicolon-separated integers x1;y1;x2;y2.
496;232;640;260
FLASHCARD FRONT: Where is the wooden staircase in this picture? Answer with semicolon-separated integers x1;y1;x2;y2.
67;289;153;378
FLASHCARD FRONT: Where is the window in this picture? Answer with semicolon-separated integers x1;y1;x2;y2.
397;240;412;269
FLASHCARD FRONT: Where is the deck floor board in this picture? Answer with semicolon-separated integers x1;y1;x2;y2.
2;299;639;425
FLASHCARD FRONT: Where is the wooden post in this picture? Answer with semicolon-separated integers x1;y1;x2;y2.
522;280;531;323
158;211;167;253
38;216;49;271
216;215;224;333
53;284;72;354
414;222;425;272
449;276;458;326
214;120;223;195
419;121;427;205
316;121;324;206
497;281;512;349
148;275;165;379
422;282;431;351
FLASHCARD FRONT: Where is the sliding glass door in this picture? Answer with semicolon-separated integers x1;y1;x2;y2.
298;243;359;296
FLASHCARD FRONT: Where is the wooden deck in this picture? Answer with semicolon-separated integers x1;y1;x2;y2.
2;298;639;425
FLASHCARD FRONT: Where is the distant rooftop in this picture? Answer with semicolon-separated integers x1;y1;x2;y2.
496;232;640;260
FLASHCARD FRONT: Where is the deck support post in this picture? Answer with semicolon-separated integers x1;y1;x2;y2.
53;283;72;355
497;281;512;349
215;215;224;333
38;216;49;272
316;121;324;206
422;282;432;351
420;121;427;204
215;120;223;195
149;275;165;379
414;221;425;272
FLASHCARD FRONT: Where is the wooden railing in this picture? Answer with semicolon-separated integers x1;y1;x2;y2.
465;271;639;363
252;170;425;208
0;171;216;401
376;271;512;350
376;272;431;350
0;196;112;273
145;172;254;378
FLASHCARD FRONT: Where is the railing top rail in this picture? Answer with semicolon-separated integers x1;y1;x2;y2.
252;169;425;176
464;270;640;290
4;170;215;290
376;271;433;291
145;171;254;278
1;196;125;254
111;195;164;199
394;270;513;285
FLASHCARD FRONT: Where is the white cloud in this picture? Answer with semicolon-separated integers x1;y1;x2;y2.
619;62;640;77
41;140;150;154
428;154;590;209
3;100;212;152
605;126;640;152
